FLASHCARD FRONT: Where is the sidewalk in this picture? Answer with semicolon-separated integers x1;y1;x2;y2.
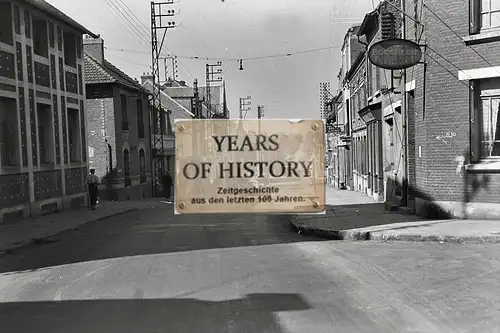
0;198;165;253
290;187;500;244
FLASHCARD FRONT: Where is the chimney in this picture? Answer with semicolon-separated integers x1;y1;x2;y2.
83;35;105;64
140;72;154;84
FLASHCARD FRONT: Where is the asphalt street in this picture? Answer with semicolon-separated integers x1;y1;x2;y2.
0;203;499;332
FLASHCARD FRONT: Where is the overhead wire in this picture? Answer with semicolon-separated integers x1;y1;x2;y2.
423;3;500;76
102;0;196;81
105;44;343;62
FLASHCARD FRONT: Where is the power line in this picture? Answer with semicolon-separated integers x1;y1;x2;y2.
100;0;195;81
104;44;343;62
423;3;500;76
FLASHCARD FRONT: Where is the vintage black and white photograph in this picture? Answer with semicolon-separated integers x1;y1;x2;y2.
0;0;499;332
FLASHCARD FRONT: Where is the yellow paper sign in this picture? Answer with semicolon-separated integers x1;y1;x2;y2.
174;119;325;214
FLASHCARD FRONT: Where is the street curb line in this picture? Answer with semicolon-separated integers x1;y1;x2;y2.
0;208;139;255
289;221;500;244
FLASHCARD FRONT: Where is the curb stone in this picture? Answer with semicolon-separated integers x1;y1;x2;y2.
0;208;139;256
290;220;500;245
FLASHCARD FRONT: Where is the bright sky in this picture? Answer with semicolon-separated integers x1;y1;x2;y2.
47;0;375;119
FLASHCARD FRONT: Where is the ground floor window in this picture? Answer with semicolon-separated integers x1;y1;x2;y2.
473;78;500;160
124;148;131;187
139;148;146;183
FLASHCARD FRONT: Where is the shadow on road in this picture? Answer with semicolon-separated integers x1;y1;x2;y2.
0;206;326;273
0;292;311;333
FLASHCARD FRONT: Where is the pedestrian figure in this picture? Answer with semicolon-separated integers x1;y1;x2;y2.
162;170;173;202
87;169;100;210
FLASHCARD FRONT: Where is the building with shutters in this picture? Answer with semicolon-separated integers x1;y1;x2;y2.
0;0;96;223
84;36;152;201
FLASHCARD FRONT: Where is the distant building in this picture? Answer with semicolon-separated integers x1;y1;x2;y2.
83;36;152;201
327;24;363;191
141;75;195;195
0;0;96;222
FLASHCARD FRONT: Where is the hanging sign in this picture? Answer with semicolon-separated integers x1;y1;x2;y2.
174;119;326;214
368;38;422;70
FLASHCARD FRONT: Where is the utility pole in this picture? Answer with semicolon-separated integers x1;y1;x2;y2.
257;105;265;161
239;96;251;119
162;55;178;83
191;79;202;119
151;1;177;196
257;105;264;119
206;62;223;118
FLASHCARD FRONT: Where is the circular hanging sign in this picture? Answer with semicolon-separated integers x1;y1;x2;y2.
368;38;422;70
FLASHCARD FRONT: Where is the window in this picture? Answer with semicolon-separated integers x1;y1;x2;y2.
0;98;19;167
24;10;31;39
0;2;13;45
137;99;145;138
33;17;48;57
67;108;80;162
37;103;54;164
479;93;500;158
471;78;500;161
49;22;54;48
14;5;20;35
63;31;76;67
139;149;146;183
470;0;500;33
121;94;129;131
124;149;131;187
160;111;166;134
166;111;173;135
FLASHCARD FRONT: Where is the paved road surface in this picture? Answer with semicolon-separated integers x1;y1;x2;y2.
0;203;499;332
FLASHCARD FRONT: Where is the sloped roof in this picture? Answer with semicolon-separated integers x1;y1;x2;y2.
84;53;145;92
142;80;194;123
22;0;97;37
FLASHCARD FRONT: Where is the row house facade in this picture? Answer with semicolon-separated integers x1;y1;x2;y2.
327;25;363;190
0;0;95;223
329;0;500;219
84;36;152;201
402;0;500;218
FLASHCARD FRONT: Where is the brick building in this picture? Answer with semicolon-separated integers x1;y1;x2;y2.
0;0;95;223
327;25;363;191
402;0;500;218
329;0;500;219
84;36;151;201
356;0;403;203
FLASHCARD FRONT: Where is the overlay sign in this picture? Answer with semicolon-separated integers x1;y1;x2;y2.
174;119;325;214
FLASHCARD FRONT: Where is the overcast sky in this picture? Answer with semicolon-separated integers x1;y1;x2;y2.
47;0;374;119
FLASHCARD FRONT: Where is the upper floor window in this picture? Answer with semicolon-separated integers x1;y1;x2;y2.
470;0;500;33
33;16;48;58
121;94;129;131
0;2;13;45
137;99;145;138
63;31;76;67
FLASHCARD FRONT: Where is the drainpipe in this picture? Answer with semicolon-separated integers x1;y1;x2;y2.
401;0;408;207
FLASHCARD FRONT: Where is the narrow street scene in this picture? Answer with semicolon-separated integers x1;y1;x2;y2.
1;189;500;332
1;0;500;332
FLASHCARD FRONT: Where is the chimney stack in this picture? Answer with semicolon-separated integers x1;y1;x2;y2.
83;35;105;64
140;72;154;84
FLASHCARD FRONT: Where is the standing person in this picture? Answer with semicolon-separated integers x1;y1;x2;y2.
87;169;100;210
162;170;173;202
